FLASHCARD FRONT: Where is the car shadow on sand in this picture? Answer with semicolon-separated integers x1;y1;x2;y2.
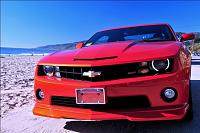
64;80;200;133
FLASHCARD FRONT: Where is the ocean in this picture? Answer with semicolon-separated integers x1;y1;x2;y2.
0;47;57;56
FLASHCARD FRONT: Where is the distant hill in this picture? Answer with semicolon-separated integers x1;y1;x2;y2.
37;41;86;50
37;42;76;50
37;32;200;50
193;32;200;38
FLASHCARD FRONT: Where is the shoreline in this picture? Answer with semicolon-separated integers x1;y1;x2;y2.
0;53;49;57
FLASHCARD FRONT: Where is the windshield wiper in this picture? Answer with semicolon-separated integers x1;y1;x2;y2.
123;39;149;52
123;39;170;52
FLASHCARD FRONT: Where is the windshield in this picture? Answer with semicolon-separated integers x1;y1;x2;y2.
85;25;176;46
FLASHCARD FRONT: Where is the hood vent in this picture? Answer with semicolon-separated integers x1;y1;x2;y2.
74;56;118;61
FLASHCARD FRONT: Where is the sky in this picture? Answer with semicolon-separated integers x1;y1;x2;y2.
1;1;200;48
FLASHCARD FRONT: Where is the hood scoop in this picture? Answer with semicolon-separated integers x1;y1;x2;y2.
74;56;118;61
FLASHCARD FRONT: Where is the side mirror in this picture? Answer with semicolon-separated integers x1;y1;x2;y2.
75;42;84;49
181;33;195;42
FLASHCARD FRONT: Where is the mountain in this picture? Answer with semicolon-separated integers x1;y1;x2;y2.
36;40;86;50
193;32;200;38
37;42;76;50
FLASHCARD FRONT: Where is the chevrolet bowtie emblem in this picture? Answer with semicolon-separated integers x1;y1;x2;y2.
83;71;101;78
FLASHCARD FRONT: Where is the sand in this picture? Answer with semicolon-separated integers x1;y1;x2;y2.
0;56;74;133
1;56;41;117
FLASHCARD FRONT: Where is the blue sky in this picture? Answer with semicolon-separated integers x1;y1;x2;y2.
1;1;200;48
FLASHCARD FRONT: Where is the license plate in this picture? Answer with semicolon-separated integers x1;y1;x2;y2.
76;88;105;104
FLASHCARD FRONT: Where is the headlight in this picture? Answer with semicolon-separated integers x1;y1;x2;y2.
54;66;61;78
151;59;170;72
43;65;54;76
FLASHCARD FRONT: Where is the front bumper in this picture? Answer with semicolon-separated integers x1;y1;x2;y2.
33;103;188;121
33;71;190;121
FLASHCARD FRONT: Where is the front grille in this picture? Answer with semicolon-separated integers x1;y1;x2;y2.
38;59;173;82
51;96;151;110
58;63;141;82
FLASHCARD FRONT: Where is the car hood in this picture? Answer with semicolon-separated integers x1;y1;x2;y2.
39;41;181;66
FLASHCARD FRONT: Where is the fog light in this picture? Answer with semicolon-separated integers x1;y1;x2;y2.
164;89;175;99
36;89;44;100
161;88;177;102
39;90;44;99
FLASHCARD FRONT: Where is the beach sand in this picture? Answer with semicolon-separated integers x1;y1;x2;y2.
0;56;72;133
1;56;41;117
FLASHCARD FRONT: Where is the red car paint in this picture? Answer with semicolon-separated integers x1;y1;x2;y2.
33;24;193;121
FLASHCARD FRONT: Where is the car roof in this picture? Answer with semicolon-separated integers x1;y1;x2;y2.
100;23;171;32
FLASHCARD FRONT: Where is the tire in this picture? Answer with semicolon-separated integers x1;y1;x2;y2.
182;81;193;121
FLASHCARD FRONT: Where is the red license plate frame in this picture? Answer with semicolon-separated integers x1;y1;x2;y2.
76;88;105;104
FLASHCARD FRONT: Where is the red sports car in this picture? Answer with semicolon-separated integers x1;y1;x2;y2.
33;23;195;121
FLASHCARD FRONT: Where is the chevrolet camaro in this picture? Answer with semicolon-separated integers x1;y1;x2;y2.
33;23;195;121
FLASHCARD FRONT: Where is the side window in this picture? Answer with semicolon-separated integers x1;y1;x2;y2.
94;36;109;44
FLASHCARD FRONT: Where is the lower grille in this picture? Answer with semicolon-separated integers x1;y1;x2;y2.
51;96;151;110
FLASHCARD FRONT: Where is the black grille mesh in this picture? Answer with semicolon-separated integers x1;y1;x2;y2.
58;63;141;82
